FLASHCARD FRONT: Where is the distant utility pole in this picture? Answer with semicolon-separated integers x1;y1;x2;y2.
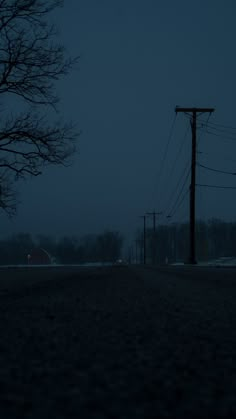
134;239;139;264
146;210;162;264
139;215;147;265
175;106;215;264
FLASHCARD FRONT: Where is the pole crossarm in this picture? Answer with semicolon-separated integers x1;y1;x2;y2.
175;107;215;114
146;211;162;216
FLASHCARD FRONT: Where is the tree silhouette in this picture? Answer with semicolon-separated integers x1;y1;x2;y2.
0;0;79;213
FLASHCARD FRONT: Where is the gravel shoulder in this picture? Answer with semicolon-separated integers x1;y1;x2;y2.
1;266;236;418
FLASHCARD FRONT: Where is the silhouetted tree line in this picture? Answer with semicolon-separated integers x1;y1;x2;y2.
135;218;236;264
0;231;123;265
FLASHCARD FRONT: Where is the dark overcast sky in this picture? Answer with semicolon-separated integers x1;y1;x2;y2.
1;0;236;241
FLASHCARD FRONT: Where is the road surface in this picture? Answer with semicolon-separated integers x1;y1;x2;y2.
0;265;236;418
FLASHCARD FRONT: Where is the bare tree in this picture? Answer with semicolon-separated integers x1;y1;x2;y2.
0;0;79;213
0;170;17;215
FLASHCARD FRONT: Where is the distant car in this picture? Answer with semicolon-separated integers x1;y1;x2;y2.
113;259;128;266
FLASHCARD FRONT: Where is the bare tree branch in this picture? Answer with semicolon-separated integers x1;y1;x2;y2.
0;1;79;106
0;170;17;216
0;112;78;178
0;0;80;213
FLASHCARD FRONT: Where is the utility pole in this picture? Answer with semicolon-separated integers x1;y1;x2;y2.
175;106;215;264
139;215;146;265
134;239;139;264
146;210;162;264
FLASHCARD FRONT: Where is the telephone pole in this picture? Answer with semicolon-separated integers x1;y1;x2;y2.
139;215;147;265
134;239;139;264
175;106;215;264
146;210;162;264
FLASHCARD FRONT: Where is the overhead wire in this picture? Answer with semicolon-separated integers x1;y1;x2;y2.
161;120;190;208
183;112;236;141
171;188;189;218
203;125;236;136
195;115;236;200
199;150;236;165
196;184;236;190
167;113;236;222
197;114;236;141
167;167;191;218
183;112;236;131
155;112;236;224
167;120;190;179
198;126;236;142
195;117;236;131
168;188;189;219
164;161;190;216
156;113;177;204
197;163;236;176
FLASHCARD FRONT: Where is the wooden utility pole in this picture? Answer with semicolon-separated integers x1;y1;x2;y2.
134;239;138;264
146;210;162;264
175;107;215;264
139;215;147;265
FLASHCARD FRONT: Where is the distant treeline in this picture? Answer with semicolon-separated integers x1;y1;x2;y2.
0;231;124;265
135;218;236;264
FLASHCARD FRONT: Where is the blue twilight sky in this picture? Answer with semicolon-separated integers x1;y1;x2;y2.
1;0;236;241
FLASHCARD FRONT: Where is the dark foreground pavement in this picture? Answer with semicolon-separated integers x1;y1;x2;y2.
1;265;236;418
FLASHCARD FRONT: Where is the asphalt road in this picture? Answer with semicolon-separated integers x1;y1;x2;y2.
1;265;236;418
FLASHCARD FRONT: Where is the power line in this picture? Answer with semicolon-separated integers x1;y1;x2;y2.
197;163;236;176
199;126;236;142
185;113;236;140
167;168;190;217
167;188;189;219
168;121;190;179
202;124;236;136
196;183;236;190
164;161;190;215
161;120;190;207
156;114;177;202
196;117;236;131
184;113;236;132
199;151;236;165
